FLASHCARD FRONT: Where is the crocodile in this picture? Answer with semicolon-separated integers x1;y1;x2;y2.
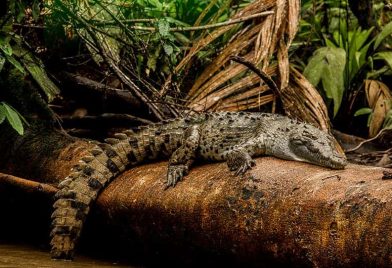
50;112;347;259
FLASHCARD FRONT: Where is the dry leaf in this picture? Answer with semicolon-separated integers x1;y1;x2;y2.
364;79;392;137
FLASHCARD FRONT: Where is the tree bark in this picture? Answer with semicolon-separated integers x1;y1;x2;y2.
92;159;392;267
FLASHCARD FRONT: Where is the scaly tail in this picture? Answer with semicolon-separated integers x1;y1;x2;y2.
50;126;170;259
50;135;131;259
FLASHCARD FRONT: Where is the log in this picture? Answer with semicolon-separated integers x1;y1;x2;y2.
0;126;390;266
92;158;392;267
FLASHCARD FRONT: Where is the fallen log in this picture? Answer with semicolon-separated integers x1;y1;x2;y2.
92;159;392;267
0;126;391;266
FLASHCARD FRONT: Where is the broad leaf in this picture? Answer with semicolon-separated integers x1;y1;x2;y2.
1;102;24;135
374;51;392;70
304;47;346;116
18;48;60;102
374;20;392;49
0;38;12;56
5;55;25;74
364;80;392;137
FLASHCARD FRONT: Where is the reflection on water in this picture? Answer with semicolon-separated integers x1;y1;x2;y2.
0;244;134;268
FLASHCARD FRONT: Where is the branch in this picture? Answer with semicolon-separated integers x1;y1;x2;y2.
61;113;153;127
0;172;57;195
62;72;141;107
230;55;281;98
90;11;274;32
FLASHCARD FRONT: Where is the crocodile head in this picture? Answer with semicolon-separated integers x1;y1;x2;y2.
271;124;347;169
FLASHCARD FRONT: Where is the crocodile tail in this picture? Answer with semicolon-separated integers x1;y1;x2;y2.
50;127;164;259
50;142;127;259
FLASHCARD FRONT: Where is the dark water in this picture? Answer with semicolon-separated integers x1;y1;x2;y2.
0;244;135;268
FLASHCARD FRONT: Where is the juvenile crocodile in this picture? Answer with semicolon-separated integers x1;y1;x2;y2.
50;112;347;259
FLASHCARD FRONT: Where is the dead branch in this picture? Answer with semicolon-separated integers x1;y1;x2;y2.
61;113;153;127
63;72;141;107
0;172;57;195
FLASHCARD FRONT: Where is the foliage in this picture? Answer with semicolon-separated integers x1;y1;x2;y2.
0;0;60;134
46;0;243;84
297;0;392;136
303;47;346;116
0;102;26;135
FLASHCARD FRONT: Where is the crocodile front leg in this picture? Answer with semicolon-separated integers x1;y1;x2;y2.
166;125;200;188
224;136;266;176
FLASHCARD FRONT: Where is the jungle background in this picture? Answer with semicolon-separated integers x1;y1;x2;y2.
0;0;391;154
0;0;391;266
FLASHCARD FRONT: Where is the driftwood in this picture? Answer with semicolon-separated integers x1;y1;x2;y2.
0;127;391;266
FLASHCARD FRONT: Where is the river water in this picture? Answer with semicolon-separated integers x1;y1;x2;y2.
0;244;135;268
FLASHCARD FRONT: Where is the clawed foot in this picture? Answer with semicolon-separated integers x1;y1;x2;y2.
165;164;189;189
227;150;256;176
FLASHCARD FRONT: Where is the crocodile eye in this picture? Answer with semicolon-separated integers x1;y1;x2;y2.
291;139;304;146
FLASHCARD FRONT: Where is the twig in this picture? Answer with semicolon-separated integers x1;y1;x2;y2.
62;113;153;126
120;11;274;32
90;18;157;26
13;23;46;29
230;56;281;98
345;128;390;153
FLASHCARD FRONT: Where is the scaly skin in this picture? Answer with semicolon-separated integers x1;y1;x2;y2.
50;112;347;259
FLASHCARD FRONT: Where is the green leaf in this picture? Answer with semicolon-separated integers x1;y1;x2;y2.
0;54;5;72
18;48;60;102
324;37;337;48
147;55;157;72
5;55;25;74
374;51;392;70
0;38;12;56
158;20;170;37
173;32;190;44
32;0;41;21
303;50;326;86
1;102;24;135
15;1;26;22
374;20;392;49
304;47;346;116
163;43;173;55
354;107;372;116
354;27;374;50
0;105;6;124
383;109;392;129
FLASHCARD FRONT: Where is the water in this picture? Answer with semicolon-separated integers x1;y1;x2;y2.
0;244;135;268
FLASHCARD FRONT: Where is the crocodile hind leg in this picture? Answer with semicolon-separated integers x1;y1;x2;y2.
224;137;266;176
166;125;200;188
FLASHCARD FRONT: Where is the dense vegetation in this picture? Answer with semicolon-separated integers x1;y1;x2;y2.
0;0;391;139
